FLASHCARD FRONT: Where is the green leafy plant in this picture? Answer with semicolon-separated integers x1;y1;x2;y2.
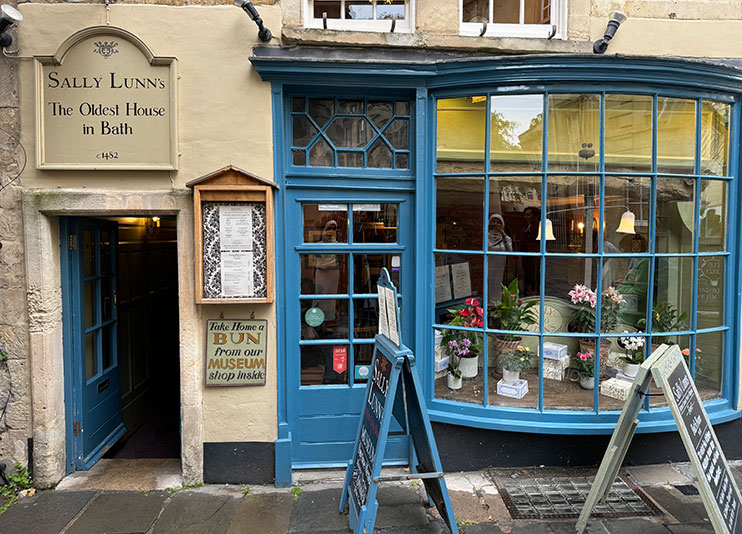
502;345;533;373
0;350;8;365
0;462;32;515
291;487;303;502
489;279;537;339
618;333;645;365
573;352;595;380
568;285;623;334
637;303;688;333
168;481;204;494
241;484;251;495
440;298;485;378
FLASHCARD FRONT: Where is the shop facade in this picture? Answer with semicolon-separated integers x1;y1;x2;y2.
2;0;742;488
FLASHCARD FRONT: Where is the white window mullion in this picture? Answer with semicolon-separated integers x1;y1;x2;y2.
489;0;494;24
519;0;525;25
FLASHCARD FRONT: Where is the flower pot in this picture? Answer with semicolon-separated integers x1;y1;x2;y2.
503;369;520;385
491;336;522;374
447;373;462;390
579;339;612;374
460;354;479;379
579;376;595;390
623;362;640;378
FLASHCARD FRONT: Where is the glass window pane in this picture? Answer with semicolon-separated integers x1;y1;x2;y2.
490;94;543;172
543;336;595;411
308;98;334;128
293;149;306;166
697;257;724;329
545;257;600;334
656;177;695;254
346;1;373;19
102;277;113;322
647;333;690;408
437;97;486;173
696;331;722;400
338;99;363;114
493;0;520;23
701;101;731;176
292;97;305;113
377;0;405;20
604;176;650;253
353;344;374;384
657;98;696;174
301;299;349;340
353;204;397;244
436;177;484;250
354;254;401;294
699;180;727;252
396;153;409;169
385;118;409;150
102;324;113;370
487;254;535;326
463;0;488;22
488;333;538;409
524;0;550;24
293;116;318;147
395;101;409;116
327;117;374;148
605;95;652;173
434;254;484;315
300;254;348;295
545;175;600;254
337;151;362;168
607;257;650;332
303;204;348;243
86;332;96;380
85;280;96;329
83;230;95;277
314;1;341;18
367;139;393;168
309;138;333;166
354;299;379;339
652;257;692;333
548;94;600;172
368;101;393;129
301;345;348;385
435;330;484;405
100;230;112;276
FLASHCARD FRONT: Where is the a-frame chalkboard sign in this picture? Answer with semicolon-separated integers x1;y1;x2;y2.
577;344;742;534
340;269;458;534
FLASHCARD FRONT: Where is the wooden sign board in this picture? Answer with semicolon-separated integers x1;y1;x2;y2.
205;319;267;386
187;166;277;304
340;269;458;534
577;344;742;534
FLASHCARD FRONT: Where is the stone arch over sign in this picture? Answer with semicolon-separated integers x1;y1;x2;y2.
22;189;203;486
34;26;178;170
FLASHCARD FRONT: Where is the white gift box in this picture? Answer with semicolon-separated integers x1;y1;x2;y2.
497;378;529;399
600;377;634;401
434;355;449;373
543;354;570;381
542;342;568;360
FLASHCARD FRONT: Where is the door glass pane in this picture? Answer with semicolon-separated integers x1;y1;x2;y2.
697;257;724;329
490;94;543;172
327;117;374;148
437;97;486;173
605;95;652;173
100;230;111;276
308;98;333;128
83;230;95;277
699;180;727;252
303;204;348;243
85;281;96;329
354;254;401;294
656;177;695;254
293;116;318;147
102;324;113;370
385;118;408;150
701;101;731;176
604;176;650;253
301;344;348;385
301;254;348;294
86;332;96;380
337;152;362;168
353;344;374;384
696;331;722;400
436;177;484;250
309;138;333;166
354;299;379;339
301;299;348;340
102;277;113;321
368;101;393;129
657;98;696;174
652;257;692;333
367;139;393;168
353;204;397;244
548;94;600;172
545;175;600;254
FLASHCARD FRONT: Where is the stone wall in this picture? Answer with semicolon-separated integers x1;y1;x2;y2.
0;1;31;469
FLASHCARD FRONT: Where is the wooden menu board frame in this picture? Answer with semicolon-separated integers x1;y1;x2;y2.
187;165;278;304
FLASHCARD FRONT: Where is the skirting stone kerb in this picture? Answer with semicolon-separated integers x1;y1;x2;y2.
21;189;203;487
203;441;275;484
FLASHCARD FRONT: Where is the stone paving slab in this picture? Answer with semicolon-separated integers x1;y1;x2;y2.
664;523;714;534
596;518;669;534
548;520;609;534
152;491;241;534
290;489;354;532
66;491;169;534
0;490;96;534
227;493;294;534
642;486;708;524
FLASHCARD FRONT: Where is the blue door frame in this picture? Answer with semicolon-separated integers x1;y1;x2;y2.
61;217;126;472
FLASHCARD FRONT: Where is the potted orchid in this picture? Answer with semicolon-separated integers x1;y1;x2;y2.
568;284;624;366
441;297;484;380
618;331;645;378
489;279;537;374
573;351;596;390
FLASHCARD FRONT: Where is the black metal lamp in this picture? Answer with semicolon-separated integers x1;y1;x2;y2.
593;11;627;54
0;5;22;49
233;0;272;43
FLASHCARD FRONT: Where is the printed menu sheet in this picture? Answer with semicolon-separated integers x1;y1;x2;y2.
218;205;255;297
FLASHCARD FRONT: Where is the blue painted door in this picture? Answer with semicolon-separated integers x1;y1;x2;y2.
61;218;125;470
289;193;414;467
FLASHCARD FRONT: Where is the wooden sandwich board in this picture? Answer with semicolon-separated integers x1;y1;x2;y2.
339;269;458;534
577;344;742;534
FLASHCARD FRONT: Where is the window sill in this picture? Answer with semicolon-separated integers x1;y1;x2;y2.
459;23;563;40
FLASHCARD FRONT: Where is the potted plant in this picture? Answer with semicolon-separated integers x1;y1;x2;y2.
501;345;532;385
489;279;537;373
638;303;688;350
446;342;463;390
573;351;596;390
441;298;484;379
618;332;645;378
569;284;623;364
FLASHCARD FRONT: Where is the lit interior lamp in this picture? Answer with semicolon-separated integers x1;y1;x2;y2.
616;210;636;234
577;221;585;234
536;218;556;241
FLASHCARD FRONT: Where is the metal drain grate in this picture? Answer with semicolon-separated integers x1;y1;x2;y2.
674;484;700;496
492;473;663;520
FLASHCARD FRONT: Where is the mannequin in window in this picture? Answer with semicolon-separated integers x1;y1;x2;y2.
488;213;513;302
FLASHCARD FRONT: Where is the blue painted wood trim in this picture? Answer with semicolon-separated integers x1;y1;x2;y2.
60;218;76;474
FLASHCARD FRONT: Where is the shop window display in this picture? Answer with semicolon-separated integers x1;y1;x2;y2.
433;93;731;412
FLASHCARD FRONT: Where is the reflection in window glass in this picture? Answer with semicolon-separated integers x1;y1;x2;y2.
434;253;484;317
657;98;695;174
696;331;722;400
656;177;694;254
301;299;348;340
437;97;486;173
701;101;731;176
303;204;348;243
604;176;650;254
699;180;727;252
545;258;599;333
354;254;401;294
697;257;724;329
490;95;543;172
605;95;652;172
300;254;348;295
301;345;348;385
354;299;379;339
548;94;600;172
436;177;484;251
652;257;692;333
545;175;600;254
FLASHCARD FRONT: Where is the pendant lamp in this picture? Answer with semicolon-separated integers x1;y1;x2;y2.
616;210;636;234
536;218;556;241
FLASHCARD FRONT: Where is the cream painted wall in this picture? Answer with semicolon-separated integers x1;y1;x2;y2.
17;4;281;451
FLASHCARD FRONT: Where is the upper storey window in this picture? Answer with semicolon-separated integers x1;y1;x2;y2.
461;0;566;39
306;0;412;32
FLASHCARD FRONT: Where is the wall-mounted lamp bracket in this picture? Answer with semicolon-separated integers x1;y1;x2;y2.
0;5;22;50
593;11;627;54
233;0;272;43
